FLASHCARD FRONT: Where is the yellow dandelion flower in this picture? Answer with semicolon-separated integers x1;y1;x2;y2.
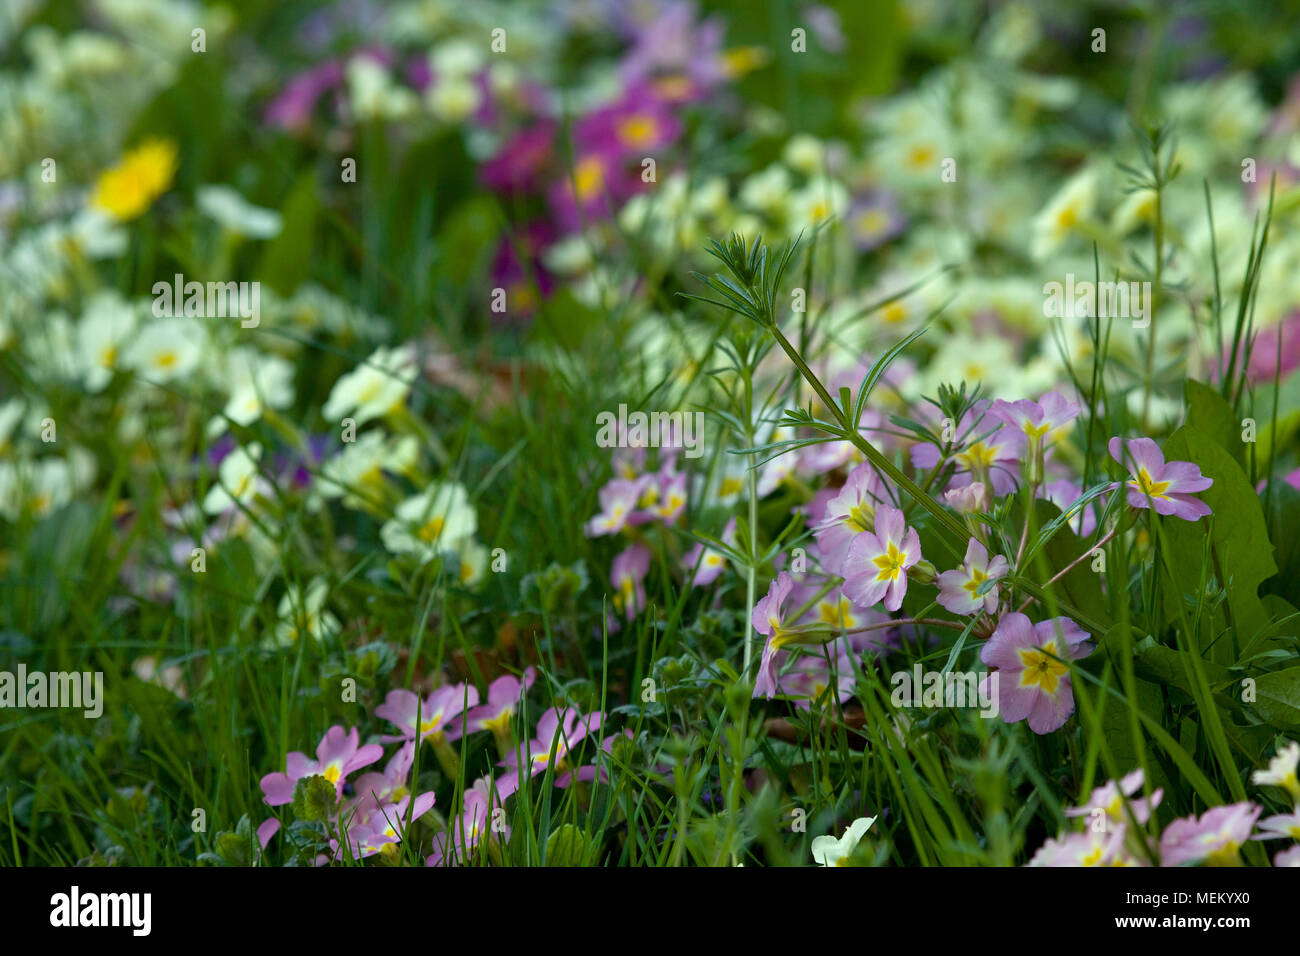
91;139;178;221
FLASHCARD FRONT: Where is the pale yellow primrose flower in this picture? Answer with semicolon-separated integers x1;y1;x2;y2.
1251;741;1300;804
811;816;877;867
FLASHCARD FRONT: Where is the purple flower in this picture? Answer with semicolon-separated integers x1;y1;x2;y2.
841;505;921;613
912;404;1022;497
936;538;1008;616
617;0;728;98
340;791;437;861
575;83;682;159
374;683;480;745
1108;436;1213;521
1065;769;1163;827
846;189;905;251
979;613;1092;734
500;706;604;789
1275;845;1300;866
752;571;795;699
1252;810;1300;841
1159;802;1261;866
989;392;1081;450
264;61;345;129
780;647;857;711
1041;479;1098;537
683;517;736;587
611;544;651;621
814;461;889;576
349;741;416;821
547;149;636;232
480;119;557;194
259;725;383;806
465;668;536;736
1027;827;1137;867
427;776;508;866
585;476;646;537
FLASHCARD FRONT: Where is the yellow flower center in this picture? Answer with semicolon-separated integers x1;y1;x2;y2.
1128;467;1172;501
906;144;936;169
962;566;989;597
818;598;856;629
417;515;446;543
872;541;908;582
846;502;874;533
574;155;605;202
956;441;998;470
1018;642;1067;694
617;115;657;148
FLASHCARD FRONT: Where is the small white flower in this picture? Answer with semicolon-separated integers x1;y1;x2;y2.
811;815;877;867
426;76;482;123
319;430;418;508
1030;167;1097;260
76;291;137;392
1252;741;1300;803
380;482;477;564
782;134;826;175
196;185;282;239
322;344;418;426
273;578;340;647
202;443;263;515
125;318;203;383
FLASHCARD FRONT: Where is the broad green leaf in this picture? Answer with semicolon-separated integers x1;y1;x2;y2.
1161;427;1277;651
1184;379;1244;467
1251;667;1300;730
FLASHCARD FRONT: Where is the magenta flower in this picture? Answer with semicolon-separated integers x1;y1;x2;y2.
1065;769;1163;827
1159;802;1262;866
256;817;280;850
465;668;537;736
979;613;1092;734
547;149;633;231
751;571;795;699
259;725;384;806
575;82;682;158
1108;436;1213;520
1275;845;1300;866
842;505;921;613
374;683;480;745
814;461;889;576
1242;310;1300;384
611;544;651;621
264;61;345;129
480;120;557;194
349;741;416;822
936;538;1008;616
500;706;604;789
340;791;437;861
